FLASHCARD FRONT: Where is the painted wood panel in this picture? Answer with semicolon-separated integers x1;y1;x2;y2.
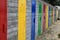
31;0;36;40
18;0;26;40
45;5;48;29
38;2;42;35
0;0;7;40
42;4;46;32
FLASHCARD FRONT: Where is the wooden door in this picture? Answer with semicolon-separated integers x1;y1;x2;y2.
31;0;36;40
42;4;46;32
0;0;7;40
38;2;42;35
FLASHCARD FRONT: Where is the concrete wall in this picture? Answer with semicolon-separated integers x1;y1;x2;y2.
58;9;60;19
7;0;18;40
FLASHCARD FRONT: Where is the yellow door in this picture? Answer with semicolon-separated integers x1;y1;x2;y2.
45;5;48;29
18;0;26;40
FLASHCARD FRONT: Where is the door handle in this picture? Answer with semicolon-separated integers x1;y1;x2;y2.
33;18;35;23
44;16;45;19
40;17;41;21
3;24;4;33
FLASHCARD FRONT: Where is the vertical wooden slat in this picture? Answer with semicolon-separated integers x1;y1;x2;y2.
42;4;46;32
18;0;26;40
0;0;7;40
52;8;54;23
38;2;42;35
31;0;36;40
46;5;48;29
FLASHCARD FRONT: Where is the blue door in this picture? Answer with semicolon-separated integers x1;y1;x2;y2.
31;0;36;40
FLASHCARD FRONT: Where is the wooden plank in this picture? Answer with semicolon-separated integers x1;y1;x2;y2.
42;4;46;32
38;2;42;35
0;0;7;40
31;0;36;40
18;0;26;40
45;5;48;29
48;6;51;27
56;9;58;19
52;8;54;23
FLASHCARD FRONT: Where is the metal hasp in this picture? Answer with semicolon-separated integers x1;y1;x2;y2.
31;0;36;40
18;0;26;40
42;4;46;32
38;1;42;35
0;0;7;40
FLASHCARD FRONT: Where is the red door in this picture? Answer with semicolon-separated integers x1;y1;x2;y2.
42;4;46;32
0;0;7;40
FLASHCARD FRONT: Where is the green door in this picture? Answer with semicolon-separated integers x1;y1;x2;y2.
38;2;42;35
